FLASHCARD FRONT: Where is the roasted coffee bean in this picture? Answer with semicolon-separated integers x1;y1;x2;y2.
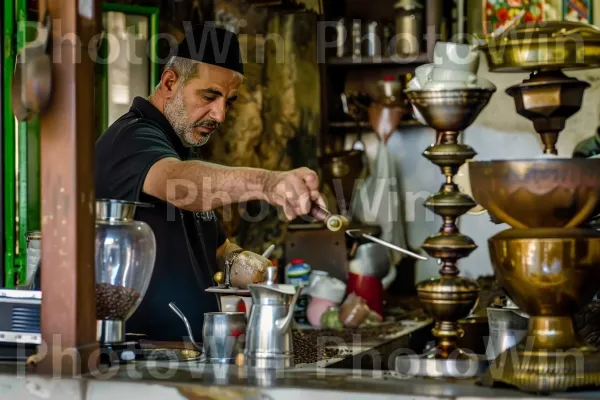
96;283;141;320
292;324;404;365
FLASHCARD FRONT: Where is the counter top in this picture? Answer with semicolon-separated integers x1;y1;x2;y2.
2;362;600;400
1;317;599;399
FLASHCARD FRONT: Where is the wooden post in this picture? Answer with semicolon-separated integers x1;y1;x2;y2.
38;0;100;376
426;0;441;61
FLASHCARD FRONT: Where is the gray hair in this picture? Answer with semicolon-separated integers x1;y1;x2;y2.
152;56;200;92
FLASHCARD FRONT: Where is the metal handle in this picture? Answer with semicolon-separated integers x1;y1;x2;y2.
310;203;331;221
275;287;302;334
362;233;428;261
310;203;348;231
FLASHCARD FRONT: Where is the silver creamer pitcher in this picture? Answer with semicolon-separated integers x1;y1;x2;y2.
245;266;301;369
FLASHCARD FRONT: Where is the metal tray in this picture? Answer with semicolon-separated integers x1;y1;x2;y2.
205;286;251;296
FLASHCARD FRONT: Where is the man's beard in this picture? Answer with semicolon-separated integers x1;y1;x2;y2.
163;87;220;148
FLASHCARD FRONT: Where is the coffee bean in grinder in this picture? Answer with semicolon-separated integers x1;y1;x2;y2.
95;199;156;362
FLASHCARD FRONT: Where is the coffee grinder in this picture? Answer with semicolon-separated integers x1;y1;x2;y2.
95;199;156;363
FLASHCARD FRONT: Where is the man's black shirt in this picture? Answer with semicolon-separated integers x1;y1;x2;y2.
95;96;224;341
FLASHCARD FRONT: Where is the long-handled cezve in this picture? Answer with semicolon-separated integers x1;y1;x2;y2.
345;229;428;261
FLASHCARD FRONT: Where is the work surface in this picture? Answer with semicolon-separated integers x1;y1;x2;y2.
1;362;600;400
1;316;599;399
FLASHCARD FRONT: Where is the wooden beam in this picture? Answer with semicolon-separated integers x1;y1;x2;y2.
38;0;100;376
426;0;442;60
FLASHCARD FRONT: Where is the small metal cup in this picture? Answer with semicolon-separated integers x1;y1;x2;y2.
202;312;246;364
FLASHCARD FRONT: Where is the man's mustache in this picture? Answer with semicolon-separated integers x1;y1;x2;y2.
194;120;220;130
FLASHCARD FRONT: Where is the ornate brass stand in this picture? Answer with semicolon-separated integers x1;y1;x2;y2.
472;20;600;390
395;88;495;377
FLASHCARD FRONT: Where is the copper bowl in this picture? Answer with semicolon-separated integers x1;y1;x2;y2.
489;228;600;319
405;88;495;132
468;158;600;228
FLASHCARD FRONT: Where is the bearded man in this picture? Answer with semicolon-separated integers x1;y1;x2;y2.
95;25;322;341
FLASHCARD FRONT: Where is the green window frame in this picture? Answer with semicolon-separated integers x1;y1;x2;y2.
98;3;160;137
3;2;159;287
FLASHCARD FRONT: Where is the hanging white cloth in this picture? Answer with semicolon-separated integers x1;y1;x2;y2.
350;140;408;265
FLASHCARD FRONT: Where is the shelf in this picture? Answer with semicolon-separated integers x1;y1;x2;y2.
329;119;423;129
327;53;429;66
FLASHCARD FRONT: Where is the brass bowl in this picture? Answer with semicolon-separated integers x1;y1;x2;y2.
468;158;600;228
480;21;600;72
487;228;600;392
405;88;495;132
489;228;600;319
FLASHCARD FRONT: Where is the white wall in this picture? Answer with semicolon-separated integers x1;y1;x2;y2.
346;57;600;283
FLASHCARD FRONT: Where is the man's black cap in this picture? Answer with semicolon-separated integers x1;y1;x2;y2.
176;24;244;75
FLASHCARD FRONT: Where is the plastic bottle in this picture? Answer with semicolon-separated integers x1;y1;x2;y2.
284;258;311;324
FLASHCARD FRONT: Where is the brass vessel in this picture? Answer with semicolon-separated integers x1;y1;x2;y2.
396;88;495;377
506;70;590;155
487;228;600;392
480;21;600;72
468;158;600;228
405;88;495;132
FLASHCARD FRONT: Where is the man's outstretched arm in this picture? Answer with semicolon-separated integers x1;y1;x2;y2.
143;157;322;220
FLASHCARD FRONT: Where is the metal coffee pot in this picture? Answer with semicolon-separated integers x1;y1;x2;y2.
245;266;301;369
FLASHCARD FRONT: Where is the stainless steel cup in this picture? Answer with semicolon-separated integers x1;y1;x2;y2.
202;312;246;364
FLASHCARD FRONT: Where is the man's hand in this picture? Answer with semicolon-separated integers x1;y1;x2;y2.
263;167;322;221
